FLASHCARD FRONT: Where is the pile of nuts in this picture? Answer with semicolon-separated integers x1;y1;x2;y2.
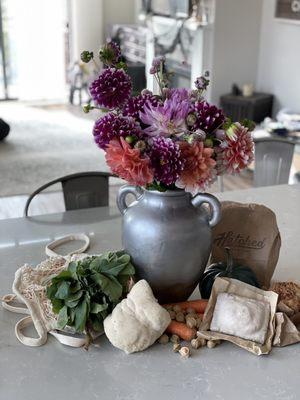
167;304;202;329
158;304;221;358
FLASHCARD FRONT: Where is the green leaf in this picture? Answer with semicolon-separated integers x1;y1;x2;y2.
74;298;88;333
55;281;71;299
65;298;80;308
91;316;103;332
118;262;135;276
46;283;58;300
68;308;76;324
52;270;73;282
69;281;81;293
67;290;83;302
99;274;123;302
57;306;68;330
90;302;108;314
68;261;77;272
51;298;64;314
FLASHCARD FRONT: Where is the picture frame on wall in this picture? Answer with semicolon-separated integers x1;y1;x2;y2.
275;0;300;23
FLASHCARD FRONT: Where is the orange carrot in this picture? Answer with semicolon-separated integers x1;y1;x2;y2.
166;321;196;341
163;299;208;314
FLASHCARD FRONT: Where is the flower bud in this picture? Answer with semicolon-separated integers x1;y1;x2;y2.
134;140;146;152
187;134;195;144
194;129;206;141
215;129;225;140
141;89;153;96
82;104;91;113
80;51;93;63
125;136;135;144
186;113;197;127
99;41;121;66
204;138;214;147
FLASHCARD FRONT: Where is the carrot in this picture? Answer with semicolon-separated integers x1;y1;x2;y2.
166;321;196;341
163;299;208;314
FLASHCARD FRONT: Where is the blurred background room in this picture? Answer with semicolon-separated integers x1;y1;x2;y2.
0;0;300;219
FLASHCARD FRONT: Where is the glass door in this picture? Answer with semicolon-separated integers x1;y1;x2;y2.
0;0;18;99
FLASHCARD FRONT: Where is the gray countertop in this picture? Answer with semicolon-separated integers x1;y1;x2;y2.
1;184;300;400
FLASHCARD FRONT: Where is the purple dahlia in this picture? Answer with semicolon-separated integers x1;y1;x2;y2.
122;93;160;120
147;137;183;185
93;113;143;150
190;101;225;134
89;68;132;109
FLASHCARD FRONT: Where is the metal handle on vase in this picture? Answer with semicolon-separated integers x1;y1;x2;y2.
191;193;221;228
117;185;143;215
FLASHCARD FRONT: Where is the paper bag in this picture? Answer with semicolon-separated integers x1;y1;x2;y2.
211;201;281;288
198;277;278;355
273;312;300;347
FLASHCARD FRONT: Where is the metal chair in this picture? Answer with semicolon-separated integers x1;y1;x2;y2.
24;172;113;217
254;138;295;187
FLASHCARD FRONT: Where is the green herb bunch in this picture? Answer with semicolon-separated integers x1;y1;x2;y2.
46;251;135;336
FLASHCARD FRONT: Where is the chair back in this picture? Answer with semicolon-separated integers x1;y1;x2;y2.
24;171;112;217
254;138;295;187
62;173;109;210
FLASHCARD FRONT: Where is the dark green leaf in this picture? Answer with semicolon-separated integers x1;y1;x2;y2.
118;262;135;276
51;298;64;314
74;298;88;333
57;306;68;330
46;283;58;299
66;290;83;302
99;274;123;301
52;270;73;282
55;281;71;299
68;308;76;324
69;281;81;293
91;317;103;332
65;298;80;308
90;302;108;314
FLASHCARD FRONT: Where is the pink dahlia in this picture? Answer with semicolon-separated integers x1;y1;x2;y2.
216;123;254;174
105;138;153;186
93;113;143;150
176;141;216;195
89;68;132;109
122;93;160;120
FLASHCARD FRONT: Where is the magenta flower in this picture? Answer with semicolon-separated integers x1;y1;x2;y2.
89;68;132;109
147;137;183;185
93;113;143;149
139;94;189;137
190;101;225;134
122;93;160;120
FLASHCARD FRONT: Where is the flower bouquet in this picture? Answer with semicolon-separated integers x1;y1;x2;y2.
81;42;254;195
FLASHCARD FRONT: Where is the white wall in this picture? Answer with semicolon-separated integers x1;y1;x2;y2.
208;0;263;105
70;0;136;62
102;0;137;37
69;0;104;61
256;0;300;114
